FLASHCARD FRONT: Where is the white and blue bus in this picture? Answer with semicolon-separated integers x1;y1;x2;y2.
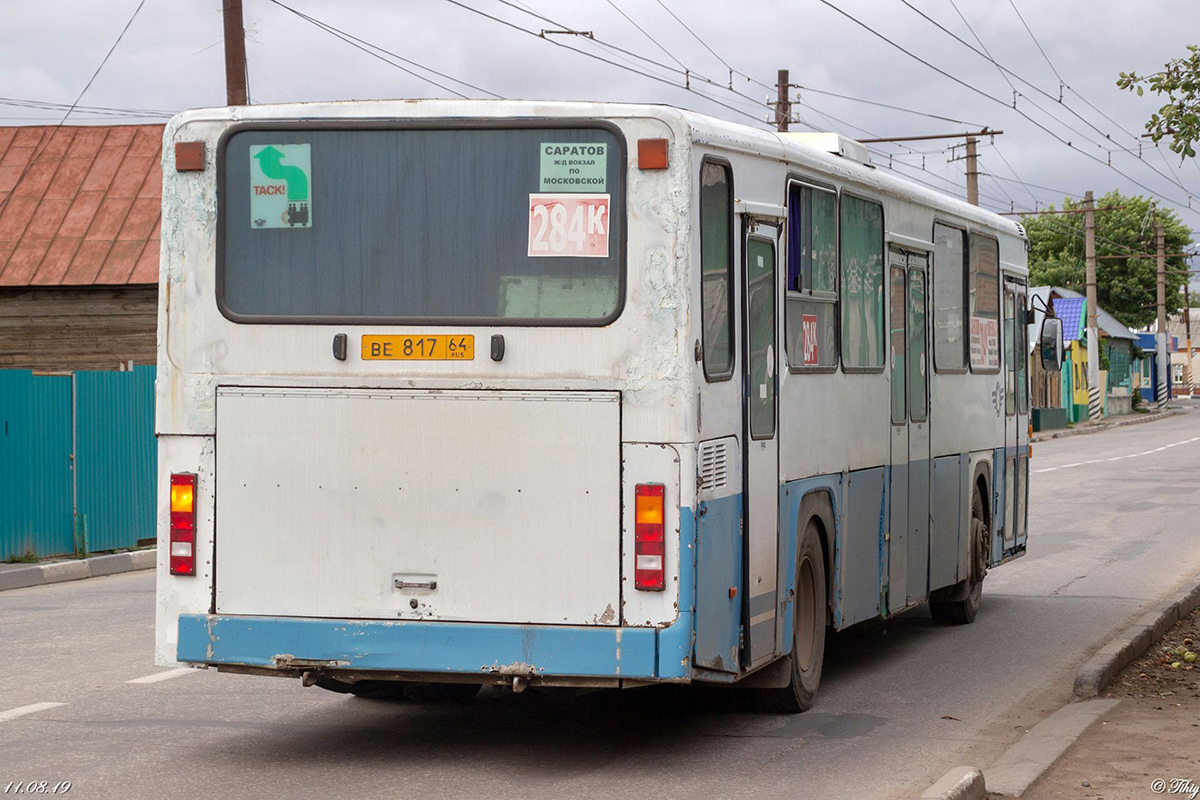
155;100;1053;711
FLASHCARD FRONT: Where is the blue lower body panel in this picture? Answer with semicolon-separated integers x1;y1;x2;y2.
177;614;675;680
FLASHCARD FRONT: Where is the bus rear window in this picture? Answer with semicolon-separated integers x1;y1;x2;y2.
218;126;625;324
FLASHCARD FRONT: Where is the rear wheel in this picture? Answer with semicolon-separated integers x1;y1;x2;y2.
758;518;827;713
930;486;989;624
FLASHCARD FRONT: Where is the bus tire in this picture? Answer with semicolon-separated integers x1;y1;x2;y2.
930;486;988;625
759;518;827;713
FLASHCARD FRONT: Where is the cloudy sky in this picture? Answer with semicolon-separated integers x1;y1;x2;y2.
5;0;1198;238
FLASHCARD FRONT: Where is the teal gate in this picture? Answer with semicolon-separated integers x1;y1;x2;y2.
0;367;156;561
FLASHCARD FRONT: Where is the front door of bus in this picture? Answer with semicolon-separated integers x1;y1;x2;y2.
742;222;779;666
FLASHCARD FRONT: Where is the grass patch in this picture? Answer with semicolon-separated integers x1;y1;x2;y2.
3;550;39;564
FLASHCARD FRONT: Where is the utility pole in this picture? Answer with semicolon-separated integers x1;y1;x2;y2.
965;137;979;207
1084;191;1102;421
1186;283;1193;397
775;70;790;132
866;130;1002;206
223;0;248;106
1157;223;1169;407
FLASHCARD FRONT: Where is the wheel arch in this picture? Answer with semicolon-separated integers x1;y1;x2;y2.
796;489;835;623
971;458;992;529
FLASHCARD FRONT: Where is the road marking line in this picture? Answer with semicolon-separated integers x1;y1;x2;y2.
0;702;66;722
1035;435;1200;473
126;667;197;684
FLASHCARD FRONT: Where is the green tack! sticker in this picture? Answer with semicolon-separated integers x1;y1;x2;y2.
249;144;312;229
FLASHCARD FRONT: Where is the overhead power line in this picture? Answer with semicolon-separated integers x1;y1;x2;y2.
1005;0;1065;87
604;0;687;72
0;0;147;218
896;0;1198;206
652;0;734;74
265;0;502;99
440;0;783;127
812;0;1200;221
0;96;174;118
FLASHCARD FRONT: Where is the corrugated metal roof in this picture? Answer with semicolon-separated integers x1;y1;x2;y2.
0;124;163;287
1052;296;1086;343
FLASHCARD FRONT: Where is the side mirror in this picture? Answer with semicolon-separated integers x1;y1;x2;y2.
1040;317;1064;372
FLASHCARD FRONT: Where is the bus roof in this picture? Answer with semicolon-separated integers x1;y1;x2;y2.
168;98;1026;248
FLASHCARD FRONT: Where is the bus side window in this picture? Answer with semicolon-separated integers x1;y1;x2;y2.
700;160;734;381
1018;294;1029;413
785;181;838;370
840;195;885;370
1005;290;1016;415
932;223;967;371
968;233;1001;372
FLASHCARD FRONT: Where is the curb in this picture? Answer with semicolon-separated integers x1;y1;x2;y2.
1073;572;1200;699
983;699;1119;798
1030;407;1184;443
0;549;156;592
922;767;986;800
920;574;1200;799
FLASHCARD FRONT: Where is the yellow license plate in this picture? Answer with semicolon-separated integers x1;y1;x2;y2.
361;335;475;361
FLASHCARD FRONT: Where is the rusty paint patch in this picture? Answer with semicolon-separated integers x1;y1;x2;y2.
481;661;540;676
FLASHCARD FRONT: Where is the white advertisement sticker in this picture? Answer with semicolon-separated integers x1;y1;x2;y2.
527;193;610;258
970;316;1000;369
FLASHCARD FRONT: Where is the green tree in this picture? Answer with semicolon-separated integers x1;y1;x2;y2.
1023;191;1190;329
1118;45;1200;159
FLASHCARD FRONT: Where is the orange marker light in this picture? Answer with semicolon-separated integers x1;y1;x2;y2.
637;138;669;170
170;481;194;514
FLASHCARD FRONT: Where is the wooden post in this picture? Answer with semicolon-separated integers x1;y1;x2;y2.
1084;191;1102;421
965;137;978;206
223;0;248;106
775;70;790;132
1157;223;1169;406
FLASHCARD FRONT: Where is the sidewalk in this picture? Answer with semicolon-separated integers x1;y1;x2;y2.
1023;608;1200;799
1031;406;1188;443
0;549;156;591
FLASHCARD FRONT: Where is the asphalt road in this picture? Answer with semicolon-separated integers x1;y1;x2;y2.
4;410;1200;800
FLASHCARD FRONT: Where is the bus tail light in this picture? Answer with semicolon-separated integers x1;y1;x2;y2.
634;483;665;591
169;473;197;576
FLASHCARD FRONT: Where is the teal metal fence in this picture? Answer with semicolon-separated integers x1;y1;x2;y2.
0;366;155;561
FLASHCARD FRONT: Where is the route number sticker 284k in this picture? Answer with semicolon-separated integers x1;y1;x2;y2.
249;144;312;229
527;193;610;258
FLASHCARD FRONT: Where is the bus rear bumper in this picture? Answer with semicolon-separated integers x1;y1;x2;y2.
176;612;694;682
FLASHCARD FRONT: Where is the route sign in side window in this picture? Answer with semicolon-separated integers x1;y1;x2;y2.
700;161;734;380
840;196;885;369
933;223;967;371
969;234;1001;371
785;182;838;369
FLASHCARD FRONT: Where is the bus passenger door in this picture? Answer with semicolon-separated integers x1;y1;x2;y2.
1003;281;1029;556
887;251;908;612
741;222;779;666
906;256;931;605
